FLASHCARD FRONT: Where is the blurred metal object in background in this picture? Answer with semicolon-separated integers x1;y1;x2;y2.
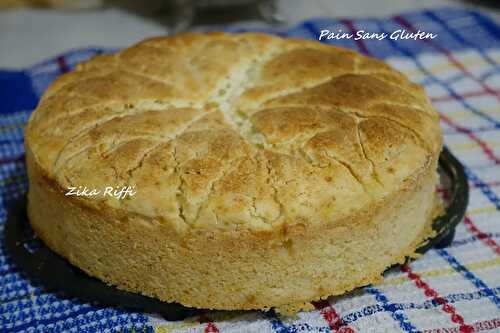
1;0;282;33
161;0;283;32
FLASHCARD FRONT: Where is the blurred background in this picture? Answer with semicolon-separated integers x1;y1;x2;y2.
1;0;499;68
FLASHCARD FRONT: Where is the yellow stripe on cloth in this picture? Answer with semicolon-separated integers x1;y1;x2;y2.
468;206;498;216
396;57;499;78
448;141;500;151
380;257;500;286
440;109;499;120
154;322;201;333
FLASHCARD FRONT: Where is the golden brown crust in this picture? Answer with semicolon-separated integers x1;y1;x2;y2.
25;32;443;311
26;32;441;231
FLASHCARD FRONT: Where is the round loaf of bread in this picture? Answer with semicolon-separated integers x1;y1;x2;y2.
25;32;442;312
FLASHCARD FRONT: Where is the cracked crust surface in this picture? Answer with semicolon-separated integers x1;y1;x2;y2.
25;32;443;311
26;32;441;231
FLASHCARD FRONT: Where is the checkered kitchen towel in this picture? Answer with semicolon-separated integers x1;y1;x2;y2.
1;6;499;333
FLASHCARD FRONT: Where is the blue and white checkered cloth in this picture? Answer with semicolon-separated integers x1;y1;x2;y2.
1;7;499;333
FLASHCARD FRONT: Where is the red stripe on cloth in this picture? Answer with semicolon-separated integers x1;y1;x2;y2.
56;55;70;74
199;313;220;333
339;19;370;55
393;16;500;102
312;300;356;333
423;318;500;333
401;265;475;333
204;322;220;333
463;216;500;255
440;114;500;165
